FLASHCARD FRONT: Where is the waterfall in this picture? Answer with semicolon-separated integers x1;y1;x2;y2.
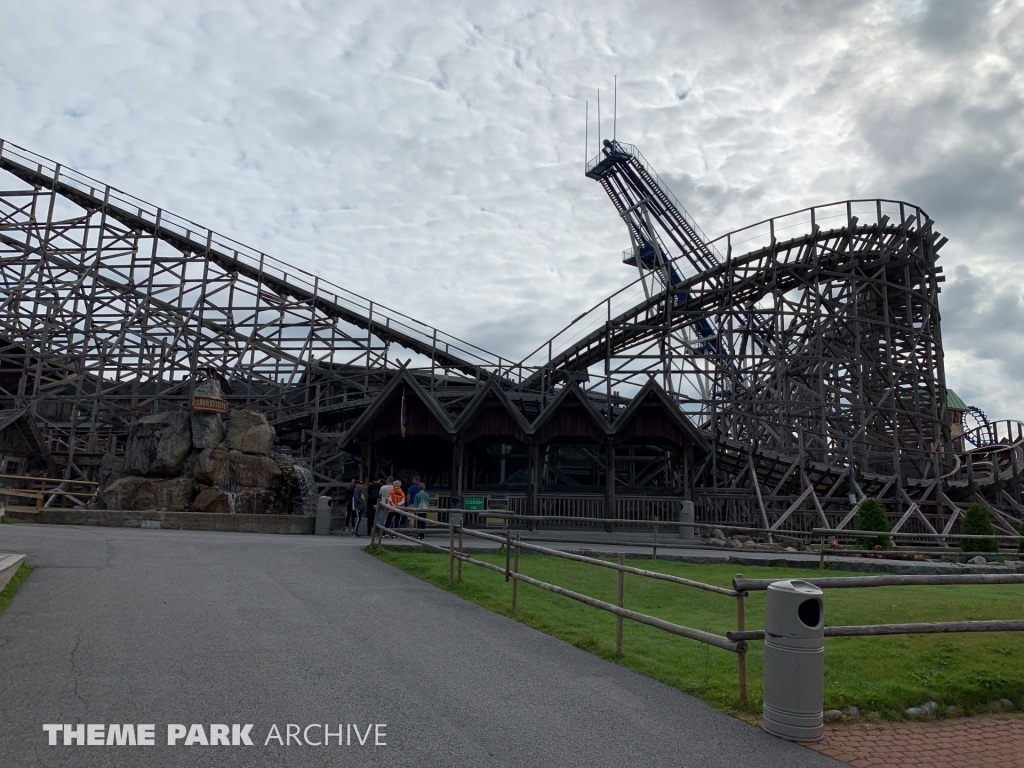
293;464;318;517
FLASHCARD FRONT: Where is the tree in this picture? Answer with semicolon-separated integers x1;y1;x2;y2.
960;503;998;553
855;498;890;549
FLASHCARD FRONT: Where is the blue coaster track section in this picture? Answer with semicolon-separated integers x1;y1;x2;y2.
585;139;728;363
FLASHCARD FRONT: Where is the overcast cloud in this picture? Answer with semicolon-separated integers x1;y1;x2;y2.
2;0;1023;417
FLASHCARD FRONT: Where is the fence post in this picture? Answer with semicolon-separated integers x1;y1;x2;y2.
616;553;625;655
505;529;512;582
449;523;455;586
653;524;659;561
819;535;825;570
512;533;520;612
458;528;464;583
736;573;748;706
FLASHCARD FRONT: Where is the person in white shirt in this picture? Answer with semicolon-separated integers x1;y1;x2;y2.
375;476;394;538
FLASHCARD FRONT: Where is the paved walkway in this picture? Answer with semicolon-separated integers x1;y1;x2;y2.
0;523;842;767
806;714;1024;767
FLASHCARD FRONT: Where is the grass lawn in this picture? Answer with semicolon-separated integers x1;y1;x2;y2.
0;562;32;617
371;547;1024;718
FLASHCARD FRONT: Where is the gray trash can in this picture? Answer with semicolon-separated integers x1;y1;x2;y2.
762;579;824;742
678;500;695;540
314;496;332;536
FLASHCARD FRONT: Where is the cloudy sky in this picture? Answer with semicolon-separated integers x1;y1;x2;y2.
2;0;1023;418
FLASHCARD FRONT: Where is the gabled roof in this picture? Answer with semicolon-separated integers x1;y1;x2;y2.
453;376;533;436
339;368;453;448
530;379;611;437
946;389;968;412
611;378;710;452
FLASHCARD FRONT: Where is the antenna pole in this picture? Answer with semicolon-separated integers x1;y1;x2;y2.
597;89;601;151
614;75;617;141
585;101;589;169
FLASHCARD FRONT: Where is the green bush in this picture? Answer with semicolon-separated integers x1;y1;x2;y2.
961;503;998;553
855;498;890;549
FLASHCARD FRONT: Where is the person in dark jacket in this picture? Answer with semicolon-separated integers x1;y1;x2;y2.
367;478;382;537
351;482;367;537
344;480;356;530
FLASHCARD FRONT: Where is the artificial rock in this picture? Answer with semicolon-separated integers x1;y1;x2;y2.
224;410;275;455
124;411;192;476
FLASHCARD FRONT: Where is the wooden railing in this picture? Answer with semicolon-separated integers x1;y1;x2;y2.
373;505;1024;707
0;474;98;513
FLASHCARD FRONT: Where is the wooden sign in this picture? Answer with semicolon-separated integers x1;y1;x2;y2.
191;395;228;414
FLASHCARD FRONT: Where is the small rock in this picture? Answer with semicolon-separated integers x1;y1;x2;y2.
946;704;964;717
754;542;773;551
785;546;799;553
846;706;860;718
997;698;1015;711
734;535;752;543
728;539;744;549
970;555;987;565
710;537;727;546
823;709;843;722
865;711;881;721
906;701;938;718
712;528;726;540
1005;561;1017;568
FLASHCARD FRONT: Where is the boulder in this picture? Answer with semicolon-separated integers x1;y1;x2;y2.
104;476;196;511
124;411;192;476
191;485;278;514
193;447;282;490
104;476;158;510
191;412;224;450
231;489;277;515
156;478;198;510
224;410;275;455
98;451;125;490
192;486;232;514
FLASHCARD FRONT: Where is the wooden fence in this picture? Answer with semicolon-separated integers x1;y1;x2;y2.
0;474;98;514
373;504;1024;706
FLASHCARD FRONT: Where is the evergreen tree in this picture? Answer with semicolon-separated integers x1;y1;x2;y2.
960;503;998;553
855;498;890;549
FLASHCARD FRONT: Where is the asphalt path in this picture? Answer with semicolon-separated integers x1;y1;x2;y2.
0;524;843;767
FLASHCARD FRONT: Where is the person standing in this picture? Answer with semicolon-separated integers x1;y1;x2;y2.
344;479;356;530
367;477;382;537
413;482;430;540
351;481;366;537
406;476;421;528
376;479;391;536
386;480;406;535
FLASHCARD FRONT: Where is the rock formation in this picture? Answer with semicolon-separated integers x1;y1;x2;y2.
98;406;307;515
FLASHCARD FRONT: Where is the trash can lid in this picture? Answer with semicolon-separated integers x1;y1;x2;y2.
767;579;822;596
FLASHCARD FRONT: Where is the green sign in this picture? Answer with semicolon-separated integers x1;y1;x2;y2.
463;496;485;511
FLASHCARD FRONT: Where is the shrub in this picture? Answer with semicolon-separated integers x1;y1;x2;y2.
855;498;890;549
960;503;998;553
